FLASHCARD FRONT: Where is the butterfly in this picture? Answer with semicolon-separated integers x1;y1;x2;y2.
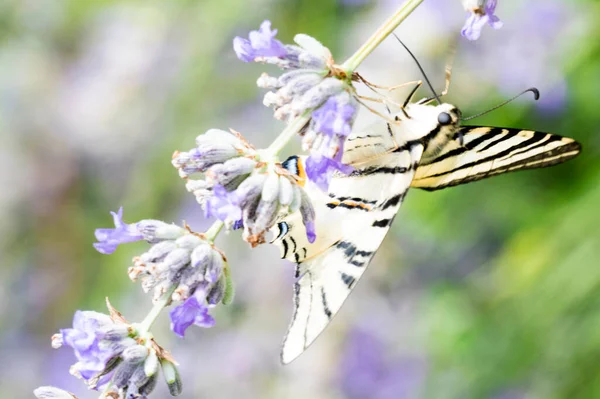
271;89;581;364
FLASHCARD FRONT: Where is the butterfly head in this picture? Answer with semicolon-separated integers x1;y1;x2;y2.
396;102;462;157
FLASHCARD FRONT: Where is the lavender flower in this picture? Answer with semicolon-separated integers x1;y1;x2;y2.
93;207;144;254
49;305;181;397
339;329;427;399
129;227;227;305
94;207;187;255
233;20;287;62
174;129;316;246
172;129;258;228
461;0;503;41
52;310;137;390
58;311;129;382
236;21;359;190
169;289;216;337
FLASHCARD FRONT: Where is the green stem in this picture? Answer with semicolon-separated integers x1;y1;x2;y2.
265;112;312;157
138;286;176;333
341;0;424;73
204;220;224;242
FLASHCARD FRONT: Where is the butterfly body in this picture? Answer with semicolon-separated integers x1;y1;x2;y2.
274;100;581;364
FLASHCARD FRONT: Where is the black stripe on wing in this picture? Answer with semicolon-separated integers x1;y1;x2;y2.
412;126;581;191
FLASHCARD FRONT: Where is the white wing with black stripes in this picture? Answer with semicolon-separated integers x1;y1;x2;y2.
273;118;426;364
412;126;581;190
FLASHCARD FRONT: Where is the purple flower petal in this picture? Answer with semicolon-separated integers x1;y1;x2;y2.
93;207;144;255
305;221;316;243
60;311;117;381
312;96;357;138
205;185;243;223
233;20;287;62
305;153;353;192
461;0;502;41
169;291;215;337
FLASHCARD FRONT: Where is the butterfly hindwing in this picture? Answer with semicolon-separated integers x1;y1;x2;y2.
274;132;424;364
412;126;581;191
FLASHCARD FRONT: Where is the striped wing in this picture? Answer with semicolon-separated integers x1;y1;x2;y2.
412;126;581;191
273;134;423;364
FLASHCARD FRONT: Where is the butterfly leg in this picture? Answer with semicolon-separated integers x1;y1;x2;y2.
440;46;455;97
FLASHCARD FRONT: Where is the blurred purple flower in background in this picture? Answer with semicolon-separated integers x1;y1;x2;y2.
339;329;427;399
233;20;287;62
93;207;143;254
465;0;574;112
461;0;503;41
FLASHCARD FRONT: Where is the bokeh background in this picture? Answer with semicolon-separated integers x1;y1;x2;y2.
1;0;599;398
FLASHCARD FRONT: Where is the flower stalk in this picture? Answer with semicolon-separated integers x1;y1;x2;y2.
265;112;312;156
340;0;425;73
204;220;224;242
138;286;177;333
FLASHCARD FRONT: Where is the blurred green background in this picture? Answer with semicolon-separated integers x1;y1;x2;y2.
1;0;599;398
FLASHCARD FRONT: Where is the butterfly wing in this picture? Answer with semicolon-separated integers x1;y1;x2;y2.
412;126;581;191
273;128;423;364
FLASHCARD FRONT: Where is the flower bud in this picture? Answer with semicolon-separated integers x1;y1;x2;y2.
185;178;210;193
34;387;77;399
235;174;267;209
205;251;224;284
136;220;186;242
207;276;226;305
257;73;281;89
98;324;131;341
139;241;177;264
112;362;141;388
51;333;63;349
144;350;160;378
162;248;192;273
289;183;302;213
197;128;244;148
206;157;257;187
293;78;345;114
161;359;183;396
278;175;294;206
174;233;203;250
190;243;212;269
134;373;158;397
121;345;149;363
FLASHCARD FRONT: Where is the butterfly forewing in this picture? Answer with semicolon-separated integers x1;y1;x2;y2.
412;126;581;191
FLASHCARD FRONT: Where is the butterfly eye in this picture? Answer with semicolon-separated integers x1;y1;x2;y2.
438;112;452;125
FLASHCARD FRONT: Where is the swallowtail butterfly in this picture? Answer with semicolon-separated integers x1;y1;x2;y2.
272;95;581;364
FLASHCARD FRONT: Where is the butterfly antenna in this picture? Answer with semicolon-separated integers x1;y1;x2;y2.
393;34;441;105
463;88;540;121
